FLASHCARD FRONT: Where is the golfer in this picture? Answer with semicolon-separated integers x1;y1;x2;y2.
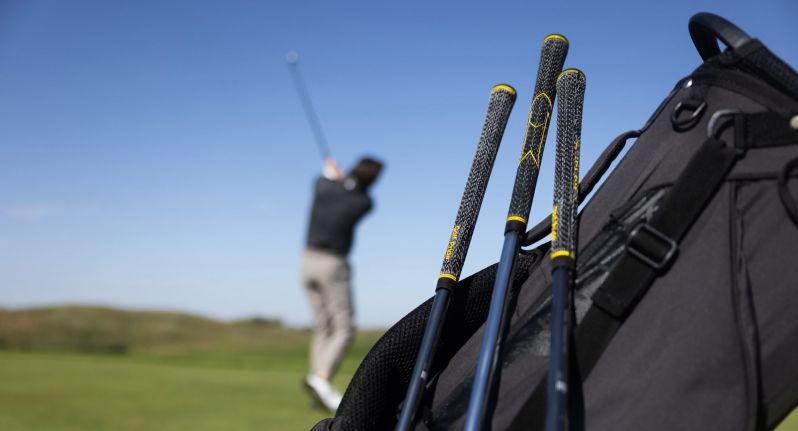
302;156;383;413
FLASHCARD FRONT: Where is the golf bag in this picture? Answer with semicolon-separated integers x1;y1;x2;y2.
312;12;798;431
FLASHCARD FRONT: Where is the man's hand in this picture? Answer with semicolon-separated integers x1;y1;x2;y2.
323;158;344;181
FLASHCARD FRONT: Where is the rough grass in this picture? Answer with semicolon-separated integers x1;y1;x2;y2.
0;306;795;430
0;305;283;354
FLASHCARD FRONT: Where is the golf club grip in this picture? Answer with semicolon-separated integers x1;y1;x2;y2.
438;84;517;287
506;34;569;233
551;69;585;260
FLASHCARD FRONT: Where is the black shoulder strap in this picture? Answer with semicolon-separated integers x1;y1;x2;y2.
509;111;798;431
578;110;798;389
576;110;798;413
577;136;737;363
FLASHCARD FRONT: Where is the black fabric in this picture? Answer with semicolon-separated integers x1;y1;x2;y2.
572;111;797;394
779;157;798;227
509;132;740;430
306;177;373;256
591;135;737;318
737;42;798;101
693;36;798;105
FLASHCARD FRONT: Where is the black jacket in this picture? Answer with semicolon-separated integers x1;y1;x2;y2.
305;177;373;256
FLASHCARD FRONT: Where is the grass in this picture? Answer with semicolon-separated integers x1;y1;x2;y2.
0;306;381;430
0;352;337;430
0;306;795;430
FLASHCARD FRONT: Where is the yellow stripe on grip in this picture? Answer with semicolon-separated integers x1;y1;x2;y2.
558;68;584;79
544;34;569;44
550;250;575;260
438;273;458;282
506;216;527;224
492;84;516;95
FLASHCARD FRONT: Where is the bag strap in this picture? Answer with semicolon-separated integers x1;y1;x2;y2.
689;12;752;61
509;111;798;431
578;110;798;379
742;112;798;148
509;128;739;431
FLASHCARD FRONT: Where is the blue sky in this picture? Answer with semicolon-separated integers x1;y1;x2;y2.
1;0;796;327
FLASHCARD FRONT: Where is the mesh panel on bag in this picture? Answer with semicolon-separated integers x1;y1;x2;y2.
327;252;540;430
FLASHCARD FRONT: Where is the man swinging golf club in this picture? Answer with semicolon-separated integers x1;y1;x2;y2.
301;156;383;413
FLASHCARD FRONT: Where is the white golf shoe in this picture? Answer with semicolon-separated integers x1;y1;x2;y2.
304;374;342;414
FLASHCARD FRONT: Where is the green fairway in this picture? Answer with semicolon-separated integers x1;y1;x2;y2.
0;352;334;430
0;307;795;430
0;332;381;431
0;306;383;430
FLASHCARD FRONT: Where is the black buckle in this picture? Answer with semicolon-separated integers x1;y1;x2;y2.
626;223;678;270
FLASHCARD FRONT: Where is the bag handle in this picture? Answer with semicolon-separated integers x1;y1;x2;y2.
522;129;641;246
689;12;752;61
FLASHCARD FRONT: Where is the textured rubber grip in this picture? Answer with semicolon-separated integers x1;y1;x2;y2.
505;34;569;232
438;84;517;284
551;69;586;260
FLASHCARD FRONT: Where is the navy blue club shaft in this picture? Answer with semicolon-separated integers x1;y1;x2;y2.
395;84;517;431
464;34;568;431
463;231;519;430
545;68;586;431
546;267;572;431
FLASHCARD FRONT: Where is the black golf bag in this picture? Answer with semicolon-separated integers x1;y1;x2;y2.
313;12;798;431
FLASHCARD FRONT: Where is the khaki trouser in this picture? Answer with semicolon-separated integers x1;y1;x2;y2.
302;248;355;379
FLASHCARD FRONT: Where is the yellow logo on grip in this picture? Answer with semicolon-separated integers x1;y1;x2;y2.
551;205;559;242
519;93;553;168
573;138;581;191
444;225;461;261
